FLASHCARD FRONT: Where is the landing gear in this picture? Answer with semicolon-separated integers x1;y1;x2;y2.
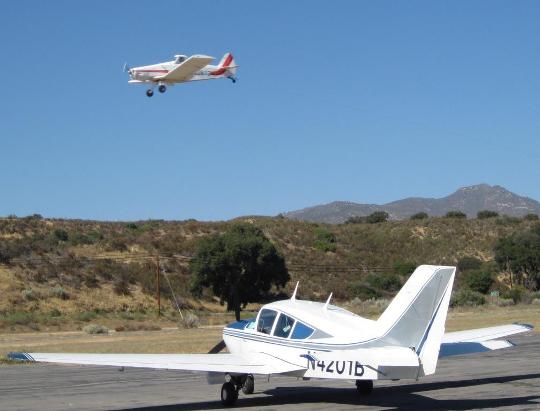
241;374;254;395
146;89;154;97
158;84;167;93
356;379;373;395
220;381;238;406
228;76;236;83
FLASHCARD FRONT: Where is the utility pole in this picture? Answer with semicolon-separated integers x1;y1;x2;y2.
156;255;161;316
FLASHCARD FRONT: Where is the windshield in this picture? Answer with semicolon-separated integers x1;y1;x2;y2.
273;313;295;338
257;309;278;334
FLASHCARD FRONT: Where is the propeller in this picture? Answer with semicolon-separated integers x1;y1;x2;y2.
122;62;129;73
208;339;226;354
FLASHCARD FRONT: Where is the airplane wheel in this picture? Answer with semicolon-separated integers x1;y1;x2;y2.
158;85;166;93
356;379;373;395
146;89;153;97
221;381;238;406
241;374;254;394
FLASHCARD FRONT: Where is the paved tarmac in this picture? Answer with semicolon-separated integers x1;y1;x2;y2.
1;333;539;411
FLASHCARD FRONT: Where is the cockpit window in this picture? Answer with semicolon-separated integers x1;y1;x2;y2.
290;321;314;339
273;313;295;338
175;56;186;64
257;309;277;334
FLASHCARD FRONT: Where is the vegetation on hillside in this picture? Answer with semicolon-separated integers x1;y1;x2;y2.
0;214;539;330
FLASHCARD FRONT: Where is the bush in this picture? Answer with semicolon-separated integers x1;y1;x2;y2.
347;282;381;300
393;261;416;276
477;210;499;219
51;286;70;300
410;212;428;220
464;269;493;294
497;298;515;307
53;229;69;242
83;324;109;334
457;256;482;271
451;289;486;307
4;311;34;326
366;211;389;224
366;273;401;292
445;211;467;219
179;312;200;329
502;286;526;304
21;288;39;301
524;213;539;221
313;228;336;252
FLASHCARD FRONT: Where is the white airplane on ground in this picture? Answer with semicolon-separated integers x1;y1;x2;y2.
124;52;238;97
9;265;533;406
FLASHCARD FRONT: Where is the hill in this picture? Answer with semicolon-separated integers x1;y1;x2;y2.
284;184;540;223
0;213;538;332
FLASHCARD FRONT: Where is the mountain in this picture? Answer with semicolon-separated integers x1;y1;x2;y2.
284;184;540;223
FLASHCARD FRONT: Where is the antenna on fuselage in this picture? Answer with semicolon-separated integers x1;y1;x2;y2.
323;292;333;310
291;281;299;301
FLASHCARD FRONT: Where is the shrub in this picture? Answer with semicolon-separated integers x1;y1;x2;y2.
524;213;539;221
496;298;515;307
49;308;62;317
179;312;200;329
531;298;540;305
451;289;486;307
51;286;70;300
457;256;482;271
501;286;526;304
21;288;39;301
366;273;401;292
477;210;499;219
83;324;109;334
345;216;366;224
464;269;493;294
410;212;428;220
393;261;416;276
366;211;389;224
313;228;336;252
445;211;467;219
347;282;381;300
4;311;34;326
53;229;69;242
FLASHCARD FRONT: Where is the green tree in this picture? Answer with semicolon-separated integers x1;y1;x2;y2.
366;211;389;224
494;225;540;290
457;256;482;271
189;224;290;320
410;212;428;220
464;269;493;294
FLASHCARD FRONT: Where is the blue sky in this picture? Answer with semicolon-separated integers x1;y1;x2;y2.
1;1;539;220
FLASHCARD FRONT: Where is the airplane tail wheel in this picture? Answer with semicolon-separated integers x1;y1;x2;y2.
356;379;373;395
221;381;238;406
241;374;254;395
158;85;166;93
146;89;154;97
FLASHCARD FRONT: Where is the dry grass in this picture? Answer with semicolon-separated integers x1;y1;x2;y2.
0;305;537;358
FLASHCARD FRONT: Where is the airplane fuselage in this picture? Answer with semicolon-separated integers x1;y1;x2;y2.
129;61;230;84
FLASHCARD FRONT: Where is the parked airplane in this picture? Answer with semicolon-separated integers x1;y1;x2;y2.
123;52;238;97
9;265;533;406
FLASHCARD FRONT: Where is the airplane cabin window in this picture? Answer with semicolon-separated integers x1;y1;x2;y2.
273;314;295;338
290;322;314;339
257;309;278;334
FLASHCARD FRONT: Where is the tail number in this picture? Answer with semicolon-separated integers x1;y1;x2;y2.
308;360;364;376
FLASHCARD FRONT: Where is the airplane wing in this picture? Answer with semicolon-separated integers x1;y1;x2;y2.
156;55;214;82
439;323;533;357
7;352;305;376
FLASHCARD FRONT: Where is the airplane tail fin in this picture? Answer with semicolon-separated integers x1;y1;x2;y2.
376;265;456;375
217;52;237;77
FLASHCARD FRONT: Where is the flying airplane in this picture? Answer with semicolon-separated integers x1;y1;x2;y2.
9;265;533;406
123;52;238;97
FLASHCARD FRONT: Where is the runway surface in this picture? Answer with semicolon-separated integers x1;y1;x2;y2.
1;333;539;411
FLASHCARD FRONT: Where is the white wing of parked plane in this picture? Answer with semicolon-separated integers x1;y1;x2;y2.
7;352;305;375
439;323;533;357
156;55;214;82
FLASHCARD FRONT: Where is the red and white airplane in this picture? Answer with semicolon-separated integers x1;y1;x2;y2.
124;53;238;97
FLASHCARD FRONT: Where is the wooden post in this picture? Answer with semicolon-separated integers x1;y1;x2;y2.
156;255;161;316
